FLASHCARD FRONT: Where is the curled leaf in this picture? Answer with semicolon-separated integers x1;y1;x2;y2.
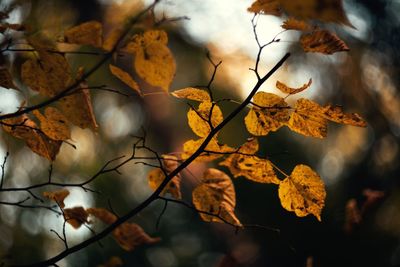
278;164;326;221
187;102;223;137
276;78;312;95
300;30;349;54
43;189;70;208
171;87;211;102
192;168;241;226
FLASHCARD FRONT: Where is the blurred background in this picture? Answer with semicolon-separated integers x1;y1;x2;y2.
0;0;399;266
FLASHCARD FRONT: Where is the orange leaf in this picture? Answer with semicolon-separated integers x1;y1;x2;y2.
187;102;223;137
171;87;211;102
112;223;161;251
33;107;71;141
300;30;349;54
276;78;312;95
43;189;70;208
87;207;117;224
62;21;103;47
109;64;140;95
281;18;311;31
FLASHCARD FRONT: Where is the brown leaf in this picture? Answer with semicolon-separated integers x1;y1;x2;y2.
281;18;312;31
33;107;71;141
187;102;223;137
344;198;361;233
64;206;89;229
300;30;349;54
192;168;242;226
62;21;102;47
248;0;282;16
87;207;117;224
0;67;18;90
276;78;312;95
245;92;289;136
43;189;70;208
109;64;140;95
278;164;326;221
112;223;161;251
171;87;211;102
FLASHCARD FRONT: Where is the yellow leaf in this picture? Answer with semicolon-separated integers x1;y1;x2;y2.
43;189;70;208
33;107;71;141
245;92;289;136
103;26;124;52
276;78;312;95
62;21;102;47
187;102;223;137
300;30;349;54
287;98;328;138
63;206;89;229
171;87;211;102
278;164;326;221
147;155;181;199
182;138;234;162
192;168;241;226
87;207;117;224
323;105;367;127
109;64;140;95
112;222;161;251
122;30;168;54
0;67;18;90
281;18;312;31
134;42;176;92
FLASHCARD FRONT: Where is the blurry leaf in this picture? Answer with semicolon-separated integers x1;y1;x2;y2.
248;0;282;16
287;98;328;138
62;21;102;47
220;139;279;184
182;138;234;162
33;107;71;141
64;206;89;229
58;85;98;130
171;87;211;102
147;155;181;199
278;164;326;221
323;105;367;127
109;64;140;95
281;18;312;31
300;30;349;54
98;256;123;267
122;30;168;54
112;222;161;251
344;198;361;233
187;102;223;137
103;27;124;52
43;189;70;208
0;67;18;90
276;78;312;95
192;168;242;226
87;207;117;224
245;92;289;136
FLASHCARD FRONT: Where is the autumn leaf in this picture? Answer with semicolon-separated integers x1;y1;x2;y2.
281;18;312;31
248;0;282;16
33;107;71;141
109;64;140;95
122;30;168;53
147;155;181;199
103;26;124;52
62;21;103;47
182;138;234;162
0;67;18;90
278;164;326;221
220;138;279;184
87;207;117;224
276;78;312;95
192;168;242;226
64;206;89;229
171;87;211;102
187;102;223;137
300;30;349;54
112;222;161;251
323;105;367;127
43;189;70;208
245;92;289;136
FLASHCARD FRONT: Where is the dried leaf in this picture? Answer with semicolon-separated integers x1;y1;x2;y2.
87;207;118;224
43;189;70;208
171;87;211;102
64;206;89;229
109;64;140;95
147;155;181;199
300;30;349;54
245;92;289;136
112;223;161;251
248;0;282;16
33;107;70;141
182;138;234;162
276;78;312;95
192;168;241;226
187;102;223;137
98;256;123;267
220;143;280;185
63;21;102;47
287;98;328;138
278;164;326;221
0;67;18;90
281;18;312;31
323;105;367;127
